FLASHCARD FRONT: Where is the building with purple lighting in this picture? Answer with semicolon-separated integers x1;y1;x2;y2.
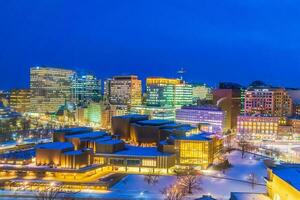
175;105;225;133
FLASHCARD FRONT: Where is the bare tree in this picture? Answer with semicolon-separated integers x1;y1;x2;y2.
161;183;185;200
238;140;251;158
247;172;258;189
144;170;160;185
176;167;201;194
35;182;78;200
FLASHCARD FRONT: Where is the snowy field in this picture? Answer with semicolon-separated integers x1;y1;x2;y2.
0;150;268;200
109;150;267;199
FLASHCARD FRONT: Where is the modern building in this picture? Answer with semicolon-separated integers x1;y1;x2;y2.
176;105;225;133
130;105;176;120
30;66;75;114
146;77;192;108
266;164;300;200
104;75;142;107
213;82;243;132
244;81;292;117
112;115;198;145
71;73;101;106
9;89;31;113
159;132;223;169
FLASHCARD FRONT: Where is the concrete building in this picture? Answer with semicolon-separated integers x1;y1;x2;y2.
30;66;75;113
9;89;31;113
176;105;225;133
130;105;176;121
213;82;242;132
192;84;213;104
104;75;142;107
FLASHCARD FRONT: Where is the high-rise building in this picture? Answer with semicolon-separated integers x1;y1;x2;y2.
213;82;242;132
176;105;225;133
30;66;75;114
244;81;292;117
104;75;142;107
146;77;192;107
71;73;101;106
9;89;31;113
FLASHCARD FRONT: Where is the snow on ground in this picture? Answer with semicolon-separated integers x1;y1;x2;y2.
110;150;267;200
0;150;268;200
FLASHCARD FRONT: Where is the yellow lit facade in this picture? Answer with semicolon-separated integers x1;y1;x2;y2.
266;166;300;200
9;89;31;113
175;136;222;169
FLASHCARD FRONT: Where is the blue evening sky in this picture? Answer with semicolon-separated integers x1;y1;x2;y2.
0;0;299;89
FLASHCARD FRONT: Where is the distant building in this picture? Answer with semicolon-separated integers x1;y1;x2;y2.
237;115;281;141
130;105;176;121
30;66;75;113
9;89;31;113
146;77;192;108
176;105;225;133
213;82;243;132
71;73;101;106
192;84;213;104
104;75;142;107
244;81;292;117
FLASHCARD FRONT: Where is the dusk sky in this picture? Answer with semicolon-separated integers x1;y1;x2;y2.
0;0;300;90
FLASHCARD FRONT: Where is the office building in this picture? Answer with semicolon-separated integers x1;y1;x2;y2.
30;66;75;114
104;75;142;107
176;105;225;133
9;89;31;113
146;77;192;108
244;81;292;117
71;73;101;106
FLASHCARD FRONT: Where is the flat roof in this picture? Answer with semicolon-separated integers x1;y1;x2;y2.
176;132;213;141
272;165;300;191
96;139;123;145
180;105;222;112
113;114;148;119
54;127;92;133
230;193;270;200
65;131;107;140
36;142;73;150
136;119;173;126
108;145;173;157
63;150;83;156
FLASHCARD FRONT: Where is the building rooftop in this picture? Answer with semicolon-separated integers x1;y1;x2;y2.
136;119;173;126
65;131;107;140
96;139;124;145
230;193;270;200
176;132;213;141
36;142;73;150
54;127;93;134
108;145;173;157
0;149;35;160
113;114;149;119
180;105;222;111
272;164;300;191
63;150;84;156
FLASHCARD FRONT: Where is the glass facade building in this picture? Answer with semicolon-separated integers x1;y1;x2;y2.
146;77;192;108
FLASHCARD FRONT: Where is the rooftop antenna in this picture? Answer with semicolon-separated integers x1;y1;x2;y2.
177;67;186;80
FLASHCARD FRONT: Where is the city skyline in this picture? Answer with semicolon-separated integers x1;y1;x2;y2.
1;1;300;90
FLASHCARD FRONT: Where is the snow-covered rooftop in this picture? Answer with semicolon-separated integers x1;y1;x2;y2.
176;132;212;141
63;150;84;156
230;192;270;200
136;119;173;126
272;165;300;191
107;145;173;157
36;142;73;150
65;131;107;140
96;139;124;145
